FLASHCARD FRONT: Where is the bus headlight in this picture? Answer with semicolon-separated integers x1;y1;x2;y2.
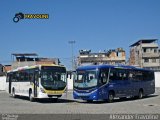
40;88;46;93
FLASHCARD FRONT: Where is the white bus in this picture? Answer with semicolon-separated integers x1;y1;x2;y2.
6;64;67;102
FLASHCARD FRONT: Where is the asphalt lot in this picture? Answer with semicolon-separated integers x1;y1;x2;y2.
0;88;159;115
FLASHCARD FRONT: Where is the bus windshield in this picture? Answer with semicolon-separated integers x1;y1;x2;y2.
41;66;66;90
74;70;97;89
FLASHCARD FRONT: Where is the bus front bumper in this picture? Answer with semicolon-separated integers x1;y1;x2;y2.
73;90;98;100
38;92;62;98
37;90;64;98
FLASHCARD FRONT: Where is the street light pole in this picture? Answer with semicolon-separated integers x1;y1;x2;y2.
68;40;76;71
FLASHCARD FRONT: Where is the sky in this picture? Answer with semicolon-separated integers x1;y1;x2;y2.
0;0;160;70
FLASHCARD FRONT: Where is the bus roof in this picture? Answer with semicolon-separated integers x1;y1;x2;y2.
8;64;65;73
76;64;153;72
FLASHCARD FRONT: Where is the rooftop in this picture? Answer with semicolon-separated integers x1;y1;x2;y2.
130;39;158;47
12;53;38;57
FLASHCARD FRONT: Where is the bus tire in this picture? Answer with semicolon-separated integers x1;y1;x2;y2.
107;91;114;103
29;90;34;102
12;88;16;98
138;89;143;99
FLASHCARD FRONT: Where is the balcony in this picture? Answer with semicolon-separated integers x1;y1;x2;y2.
142;53;160;58
80;57;125;63
143;62;160;67
141;43;158;48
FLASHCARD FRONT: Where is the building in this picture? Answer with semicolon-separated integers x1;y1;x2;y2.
11;53;60;70
78;48;126;66
4;65;11;72
0;64;12;75
0;64;6;90
0;64;5;76
129;39;160;71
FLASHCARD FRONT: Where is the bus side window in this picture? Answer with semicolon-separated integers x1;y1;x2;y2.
129;71;136;81
109;68;117;81
29;70;34;82
6;74;9;82
150;72;154;80
118;72;123;80
134;71;143;81
100;68;109;84
128;73;133;80
13;72;17;82
6;73;11;82
143;71;154;81
24;70;29;81
100;72;107;83
123;72;127;80
119;70;128;80
109;72;114;81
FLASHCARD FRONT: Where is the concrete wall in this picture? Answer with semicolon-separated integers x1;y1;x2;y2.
155;72;160;87
0;76;6;91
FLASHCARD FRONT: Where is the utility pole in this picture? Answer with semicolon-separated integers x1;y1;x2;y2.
68;40;76;71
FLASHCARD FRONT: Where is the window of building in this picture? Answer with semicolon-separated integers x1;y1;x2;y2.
143;48;146;53
144;58;149;63
152;59;156;63
154;49;157;53
146;48;150;53
116;52;118;57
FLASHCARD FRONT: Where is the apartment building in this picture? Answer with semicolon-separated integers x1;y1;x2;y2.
78;48;126;66
129;39;160;71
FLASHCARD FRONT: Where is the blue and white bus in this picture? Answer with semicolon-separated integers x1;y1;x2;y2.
73;65;155;102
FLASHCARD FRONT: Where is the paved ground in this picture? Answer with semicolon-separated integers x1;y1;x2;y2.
0;88;160;115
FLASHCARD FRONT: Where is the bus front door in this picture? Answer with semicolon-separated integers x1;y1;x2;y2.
33;71;39;97
8;74;12;94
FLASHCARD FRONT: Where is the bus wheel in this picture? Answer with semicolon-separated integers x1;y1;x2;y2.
12;88;16;98
107;91;114;103
29;90;34;102
138;90;143;99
